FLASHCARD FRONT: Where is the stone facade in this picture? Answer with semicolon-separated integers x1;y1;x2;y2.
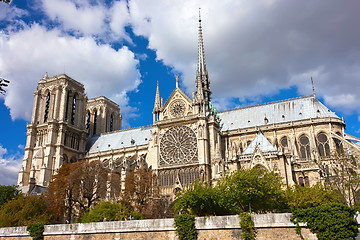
17;16;360;196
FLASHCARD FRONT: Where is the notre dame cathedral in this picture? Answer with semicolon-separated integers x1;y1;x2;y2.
18;17;360;197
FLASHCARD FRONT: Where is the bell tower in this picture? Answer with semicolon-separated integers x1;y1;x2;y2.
18;74;88;193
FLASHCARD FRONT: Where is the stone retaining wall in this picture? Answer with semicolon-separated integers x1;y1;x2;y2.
0;213;320;240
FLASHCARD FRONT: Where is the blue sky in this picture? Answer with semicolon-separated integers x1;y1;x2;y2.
0;0;360;185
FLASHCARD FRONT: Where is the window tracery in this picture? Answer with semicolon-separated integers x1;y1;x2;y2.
159;126;198;166
299;135;311;159
317;133;330;157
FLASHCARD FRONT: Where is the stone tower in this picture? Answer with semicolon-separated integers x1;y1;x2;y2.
18;74;88;193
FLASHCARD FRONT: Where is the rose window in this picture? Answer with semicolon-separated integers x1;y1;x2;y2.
160;126;198;166
169;100;186;118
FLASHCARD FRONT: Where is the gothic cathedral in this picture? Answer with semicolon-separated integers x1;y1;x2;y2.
18;17;360;197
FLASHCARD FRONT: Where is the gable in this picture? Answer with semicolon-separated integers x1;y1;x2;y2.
161;88;193;120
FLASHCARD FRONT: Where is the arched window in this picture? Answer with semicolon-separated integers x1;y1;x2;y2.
65;91;70;120
93;110;97;135
333;132;343;154
317;133;330;157
298;176;304;187
86;112;90;130
71;96;76;125
44;92;50;122
299;135;311;159
280;136;288;148
110;114;113;132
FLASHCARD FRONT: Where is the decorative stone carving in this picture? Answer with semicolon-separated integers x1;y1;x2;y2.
169;99;186;118
159;126;198;166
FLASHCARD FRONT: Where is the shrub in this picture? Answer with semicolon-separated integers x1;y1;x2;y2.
291;203;358;240
174;214;197;240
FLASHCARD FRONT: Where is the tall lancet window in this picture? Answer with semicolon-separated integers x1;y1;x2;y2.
44;92;50;122
86;112;90;130
65;91;70;120
71;96;76;125
93;110;97;135
110;114;113;132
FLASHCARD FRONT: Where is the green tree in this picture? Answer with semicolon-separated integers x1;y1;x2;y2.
77;201;142;223
174;168;287;216
0;195;52;227
0;185;22;207
291;203;358;240
217;168;287;214
174;180;230;216
285;183;341;210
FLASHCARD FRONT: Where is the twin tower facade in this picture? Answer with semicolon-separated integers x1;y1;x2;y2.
18;17;359;196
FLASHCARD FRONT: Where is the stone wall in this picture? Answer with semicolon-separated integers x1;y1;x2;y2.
0;213;322;240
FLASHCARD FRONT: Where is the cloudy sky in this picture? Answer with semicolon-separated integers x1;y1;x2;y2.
0;0;359;185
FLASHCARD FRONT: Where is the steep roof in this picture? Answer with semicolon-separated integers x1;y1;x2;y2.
219;95;340;131
242;131;277;154
86;125;152;154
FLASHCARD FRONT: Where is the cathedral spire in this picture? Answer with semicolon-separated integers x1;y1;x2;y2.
153;81;161;113
195;9;211;111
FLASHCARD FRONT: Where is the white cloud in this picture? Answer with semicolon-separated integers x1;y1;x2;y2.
127;0;360;114
40;0;107;36
0;146;22;186
0;24;140;121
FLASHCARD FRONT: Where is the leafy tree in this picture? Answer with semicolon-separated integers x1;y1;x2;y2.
291;203;358;240
174;168;287;217
217;168;287;214
77;201;142;223
0;0;11;4
174;180;230;216
0;195;52;227
123;165;163;218
0;185;22;207
47;160;121;222
285;183;341;210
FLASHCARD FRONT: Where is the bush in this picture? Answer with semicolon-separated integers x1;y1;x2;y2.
239;212;255;240
286;183;341;210
27;222;45;240
174;214;197;240
77;201;142;223
0;195;52;227
291;203;358;240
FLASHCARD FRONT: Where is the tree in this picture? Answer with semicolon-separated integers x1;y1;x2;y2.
0;78;10;95
47;160;121;222
0;185;22;207
285;183;341;210
174;168;287;216
0;195;52;227
320;154;360;207
123;165;163;218
217;168;287;214
174;180;230;216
